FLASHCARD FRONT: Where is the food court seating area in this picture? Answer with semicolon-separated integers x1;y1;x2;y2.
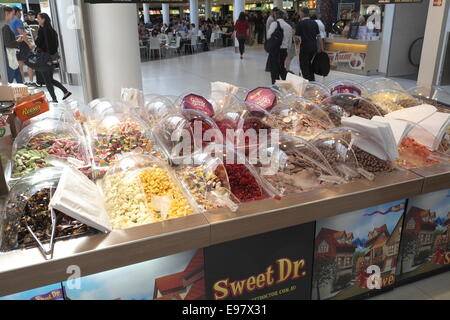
140;28;233;60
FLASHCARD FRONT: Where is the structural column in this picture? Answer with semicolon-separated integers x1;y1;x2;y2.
205;0;212;21
162;3;170;26
190;0;198;28
86;3;143;100
273;0;283;10
417;0;450;87
233;0;244;22
143;3;150;24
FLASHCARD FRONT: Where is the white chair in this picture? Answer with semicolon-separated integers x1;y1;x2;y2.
167;36;181;56
187;36;198;54
140;43;149;60
149;37;162;59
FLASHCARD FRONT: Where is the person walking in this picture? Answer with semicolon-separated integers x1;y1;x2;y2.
2;6;24;83
267;10;293;84
295;7;323;81
234;12;250;59
255;12;264;44
34;13;71;102
265;7;280;72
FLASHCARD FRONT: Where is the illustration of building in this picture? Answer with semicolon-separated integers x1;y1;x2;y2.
153;250;205;300
383;217;403;273
315;228;357;291
365;225;390;269
404;207;437;265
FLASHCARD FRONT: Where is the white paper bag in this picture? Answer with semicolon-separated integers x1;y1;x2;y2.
49;167;112;232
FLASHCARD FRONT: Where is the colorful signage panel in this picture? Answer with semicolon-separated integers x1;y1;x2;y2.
397;189;450;282
312;200;406;300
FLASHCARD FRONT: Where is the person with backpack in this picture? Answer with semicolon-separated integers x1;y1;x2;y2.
295;7;323;81
266;10;293;84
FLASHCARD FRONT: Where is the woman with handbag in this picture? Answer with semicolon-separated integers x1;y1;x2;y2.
33;13;71;103
233;12;250;60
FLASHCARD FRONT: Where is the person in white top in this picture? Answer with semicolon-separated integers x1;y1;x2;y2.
267;10;293;84
311;14;327;38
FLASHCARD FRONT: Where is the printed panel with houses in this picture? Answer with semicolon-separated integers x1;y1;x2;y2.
312;200;406;300
397;189;450;283
61;249;205;300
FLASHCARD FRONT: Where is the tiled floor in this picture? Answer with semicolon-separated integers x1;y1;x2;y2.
139;44;418;97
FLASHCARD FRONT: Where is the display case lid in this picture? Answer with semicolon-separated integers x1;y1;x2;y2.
326;79;367;96
320;93;383;126
256;135;341;195
270;97;334;140
363;77;405;94
368;89;420;114
301;82;331;105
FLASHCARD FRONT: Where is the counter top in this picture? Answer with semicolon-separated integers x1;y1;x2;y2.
324;37;380;45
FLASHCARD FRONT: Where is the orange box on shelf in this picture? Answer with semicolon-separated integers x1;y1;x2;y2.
13;91;49;122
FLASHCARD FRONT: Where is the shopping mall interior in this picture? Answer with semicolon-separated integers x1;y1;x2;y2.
0;0;449;301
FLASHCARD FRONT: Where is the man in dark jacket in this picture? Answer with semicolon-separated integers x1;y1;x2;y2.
2;6;24;83
295;7;323;81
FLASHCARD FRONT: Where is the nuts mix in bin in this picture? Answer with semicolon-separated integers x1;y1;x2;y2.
180;165;231;211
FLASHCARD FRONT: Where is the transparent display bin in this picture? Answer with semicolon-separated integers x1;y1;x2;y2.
7;119;91;185
271;97;334;140
98;154;199;230
320;93;383;126
0;167;95;258
88;112;161;178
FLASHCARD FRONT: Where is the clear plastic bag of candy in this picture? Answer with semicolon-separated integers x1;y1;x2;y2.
363;78;405;95
8;119;90;182
271;97;334;140
98;154;198;229
256;136;343;195
171;151;240;212
0;167;96;255
368;89;420;114
320;93;383;126
327;79;367;96
121;87;144;109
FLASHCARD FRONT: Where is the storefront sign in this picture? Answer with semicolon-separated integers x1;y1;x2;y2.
204;223;315;300
327;51;366;71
